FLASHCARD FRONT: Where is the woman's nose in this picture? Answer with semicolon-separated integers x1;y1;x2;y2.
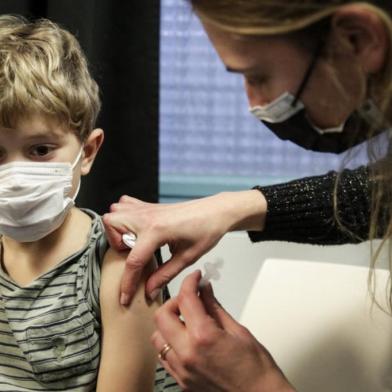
244;81;270;107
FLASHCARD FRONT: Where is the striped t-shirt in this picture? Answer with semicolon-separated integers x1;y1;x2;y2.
0;209;179;391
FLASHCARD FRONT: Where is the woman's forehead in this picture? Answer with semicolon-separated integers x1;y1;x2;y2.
203;21;307;73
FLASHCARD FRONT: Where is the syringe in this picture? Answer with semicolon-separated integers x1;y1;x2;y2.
199;258;224;288
122;233;223;290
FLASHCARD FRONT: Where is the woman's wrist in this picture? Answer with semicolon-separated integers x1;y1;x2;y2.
250;370;296;392
215;190;267;233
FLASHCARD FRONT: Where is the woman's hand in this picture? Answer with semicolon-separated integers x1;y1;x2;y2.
103;190;266;305
151;271;295;392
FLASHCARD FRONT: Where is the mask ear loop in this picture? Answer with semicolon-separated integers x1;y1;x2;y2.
70;146;84;201
291;33;328;108
71;146;84;170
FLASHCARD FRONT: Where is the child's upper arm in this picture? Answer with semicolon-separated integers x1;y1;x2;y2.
96;248;160;392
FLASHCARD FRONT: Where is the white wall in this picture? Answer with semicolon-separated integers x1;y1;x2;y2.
166;232;389;320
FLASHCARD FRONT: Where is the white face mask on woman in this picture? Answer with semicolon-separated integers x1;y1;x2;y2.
0;148;83;242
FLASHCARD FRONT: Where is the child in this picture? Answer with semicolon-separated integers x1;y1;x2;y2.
0;15;177;391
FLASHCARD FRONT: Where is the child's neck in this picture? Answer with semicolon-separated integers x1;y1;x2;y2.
0;208;92;287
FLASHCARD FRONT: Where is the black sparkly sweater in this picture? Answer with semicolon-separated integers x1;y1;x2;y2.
249;165;373;245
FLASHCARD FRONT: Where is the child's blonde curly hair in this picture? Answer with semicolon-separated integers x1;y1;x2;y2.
0;14;100;140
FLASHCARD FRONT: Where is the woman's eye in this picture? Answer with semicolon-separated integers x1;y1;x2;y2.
246;75;266;86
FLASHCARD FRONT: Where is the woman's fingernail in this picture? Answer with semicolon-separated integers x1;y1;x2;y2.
149;288;161;301
120;293;130;306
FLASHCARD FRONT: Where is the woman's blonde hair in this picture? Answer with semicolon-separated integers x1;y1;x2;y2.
0;15;100;140
189;1;392;118
190;1;392;311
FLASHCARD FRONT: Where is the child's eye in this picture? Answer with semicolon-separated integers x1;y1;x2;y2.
29;145;55;157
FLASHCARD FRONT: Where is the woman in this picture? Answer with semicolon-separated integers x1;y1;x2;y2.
105;1;392;389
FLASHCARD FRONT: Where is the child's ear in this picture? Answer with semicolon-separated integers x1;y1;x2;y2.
80;128;104;175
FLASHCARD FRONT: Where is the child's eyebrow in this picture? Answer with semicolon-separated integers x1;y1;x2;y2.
24;130;64;140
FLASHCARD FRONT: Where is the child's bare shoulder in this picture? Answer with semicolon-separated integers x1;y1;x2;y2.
100;248;159;312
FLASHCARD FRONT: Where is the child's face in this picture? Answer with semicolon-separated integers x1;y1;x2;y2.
0;113;102;198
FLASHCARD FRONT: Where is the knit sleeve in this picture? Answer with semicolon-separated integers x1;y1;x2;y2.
248;166;373;245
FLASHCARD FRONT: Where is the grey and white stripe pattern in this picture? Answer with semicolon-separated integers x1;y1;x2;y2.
0;209;179;391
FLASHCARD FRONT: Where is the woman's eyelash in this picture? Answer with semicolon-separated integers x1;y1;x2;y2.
246;75;267;85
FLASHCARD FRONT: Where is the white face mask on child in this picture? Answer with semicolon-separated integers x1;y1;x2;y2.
0;148;83;242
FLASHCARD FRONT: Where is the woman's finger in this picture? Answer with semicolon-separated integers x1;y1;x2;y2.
154;297;188;354
119;234;161;305
118;195;142;205
102;212;129;250
151;330;176;364
176;270;213;330
145;249;199;300
152;330;186;390
200;282;241;333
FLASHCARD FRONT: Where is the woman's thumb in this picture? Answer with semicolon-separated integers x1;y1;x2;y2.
200;283;239;331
